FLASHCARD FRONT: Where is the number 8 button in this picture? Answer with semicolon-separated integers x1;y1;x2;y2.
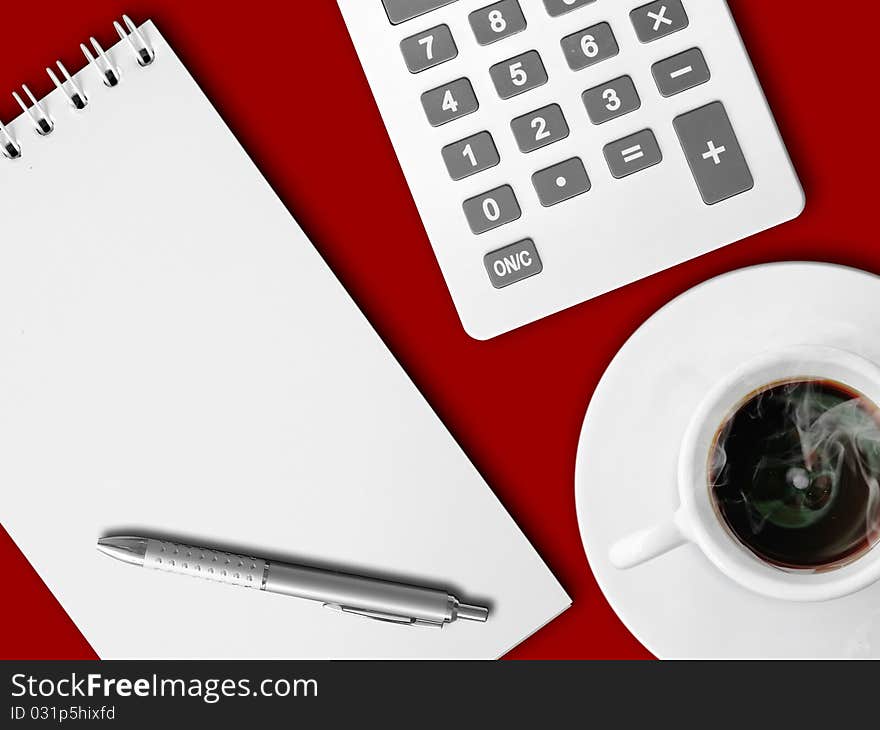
469;0;527;45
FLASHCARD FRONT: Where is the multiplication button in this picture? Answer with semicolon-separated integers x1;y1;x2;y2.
484;239;543;289
673;102;754;205
631;1;689;43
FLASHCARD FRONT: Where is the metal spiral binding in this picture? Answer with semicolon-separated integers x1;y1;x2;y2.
1;14;155;161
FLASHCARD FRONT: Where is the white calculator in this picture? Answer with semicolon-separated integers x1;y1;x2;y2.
337;0;804;339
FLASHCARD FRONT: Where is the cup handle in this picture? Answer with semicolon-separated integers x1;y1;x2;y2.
609;510;690;569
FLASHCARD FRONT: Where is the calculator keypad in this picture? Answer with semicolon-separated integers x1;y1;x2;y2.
582;76;641;125
421;78;478;126
631;1;689;43
561;22;619;71
469;0;527;46
464;185;521;234
389;0;758;295
382;0;458;25
532;158;591;207
652;48;710;97
511;104;569;153
442;131;500;180
400;25;458;73
489;51;548;99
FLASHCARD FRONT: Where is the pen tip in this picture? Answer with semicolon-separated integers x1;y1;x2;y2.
96;536;147;567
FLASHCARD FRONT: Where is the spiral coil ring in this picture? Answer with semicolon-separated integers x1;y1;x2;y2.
1;14;154;161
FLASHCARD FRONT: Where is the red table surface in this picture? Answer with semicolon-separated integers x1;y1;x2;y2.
0;1;873;660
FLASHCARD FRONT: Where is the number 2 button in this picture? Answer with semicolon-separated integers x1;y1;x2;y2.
421;79;479;126
582;76;640;125
511;104;569;153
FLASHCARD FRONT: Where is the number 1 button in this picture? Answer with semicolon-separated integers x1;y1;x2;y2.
442;132;500;180
421;79;479;126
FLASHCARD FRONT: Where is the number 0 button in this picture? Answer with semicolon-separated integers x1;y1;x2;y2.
470;0;527;46
421;79;479;127
489;51;548;100
464;185;521;234
442;132;500;180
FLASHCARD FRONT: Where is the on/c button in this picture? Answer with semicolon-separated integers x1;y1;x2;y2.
484;239;543;289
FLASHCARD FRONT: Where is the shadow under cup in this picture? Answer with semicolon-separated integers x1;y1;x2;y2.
709;378;880;572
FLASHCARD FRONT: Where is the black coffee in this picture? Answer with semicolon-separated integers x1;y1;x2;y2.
709;379;880;569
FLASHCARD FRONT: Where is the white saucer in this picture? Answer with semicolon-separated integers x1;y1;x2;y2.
575;263;880;658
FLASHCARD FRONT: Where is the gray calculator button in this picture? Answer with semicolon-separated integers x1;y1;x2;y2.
401;25;458;73
489;51;548;100
582;76;640;125
442;132;500;180
532;158;591;207
542;0;595;17
464;185;521;234
470;1;526;45
510;104;569;153
652;48;710;97
561;22;619;71
421;78;479;126
673;102;754;205
604;129;662;178
484;239;542;289
631;1;689;43
382;0;457;25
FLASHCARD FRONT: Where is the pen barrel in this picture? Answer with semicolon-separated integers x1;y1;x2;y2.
144;539;267;590
264;563;453;624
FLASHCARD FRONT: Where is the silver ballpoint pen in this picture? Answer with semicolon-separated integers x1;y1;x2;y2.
97;536;489;628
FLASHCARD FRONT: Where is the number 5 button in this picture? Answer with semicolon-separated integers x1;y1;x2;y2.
463;185;521;234
489;51;548;100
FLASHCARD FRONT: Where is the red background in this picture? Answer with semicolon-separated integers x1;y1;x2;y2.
0;1;873;659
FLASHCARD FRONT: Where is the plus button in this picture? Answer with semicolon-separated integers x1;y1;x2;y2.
702;140;727;165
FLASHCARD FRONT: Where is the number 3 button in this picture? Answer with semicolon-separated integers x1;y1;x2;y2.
582;76;640;125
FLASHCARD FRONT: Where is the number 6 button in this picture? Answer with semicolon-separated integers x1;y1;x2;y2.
561;22;619;71
463;185;521;234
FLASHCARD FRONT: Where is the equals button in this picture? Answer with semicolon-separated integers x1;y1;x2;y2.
652;48;710;97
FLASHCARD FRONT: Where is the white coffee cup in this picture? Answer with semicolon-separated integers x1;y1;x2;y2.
609;345;880;602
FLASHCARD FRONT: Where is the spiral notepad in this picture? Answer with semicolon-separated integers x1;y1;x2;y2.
0;17;568;658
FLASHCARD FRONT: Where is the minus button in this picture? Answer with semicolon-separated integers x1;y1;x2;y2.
652;48;710;97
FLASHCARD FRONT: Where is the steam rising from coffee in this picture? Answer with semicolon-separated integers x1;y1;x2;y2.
710;379;880;570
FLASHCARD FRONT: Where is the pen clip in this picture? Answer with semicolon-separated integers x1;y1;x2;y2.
323;603;443;628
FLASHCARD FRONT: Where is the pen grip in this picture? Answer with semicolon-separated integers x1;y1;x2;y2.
144;539;267;590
